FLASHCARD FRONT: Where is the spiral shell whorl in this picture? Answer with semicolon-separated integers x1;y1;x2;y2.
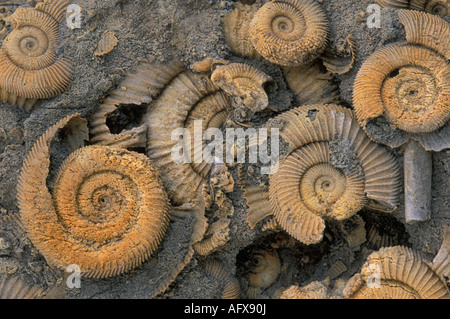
249;0;329;67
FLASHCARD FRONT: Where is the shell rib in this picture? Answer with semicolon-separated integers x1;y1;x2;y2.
203;259;241;299
0;276;45;299
211;63;274;112
376;0;449;16
249;0;329;67
0;2;72;110
269;104;401;244
17;114;171;278
343;246;450;299
353;43;450;134
89;60;184;147
144;71;231;206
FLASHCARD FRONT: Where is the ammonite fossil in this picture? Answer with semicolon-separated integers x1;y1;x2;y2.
321;34;357;75
353;10;449;224
0;0;72;111
0;276;45;299
268;104;400;244
94;31;119;56
245;248;281;289
249;0;329;67
17;114;171;278
376;0;449;16
203;259;241;299
343;246;450;299
211;62;274;112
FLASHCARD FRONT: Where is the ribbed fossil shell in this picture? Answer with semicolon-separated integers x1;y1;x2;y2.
89;60;184;148
249;0;329;67
0;2;72;110
145;71;232;206
353;43;449;134
246;248;281;289
283;62;340;106
376;0;449;16
203;259;241;299
276;281;331;299
432;226;450;283
211;63;273;112
343;246;450;299
0;276;45;299
269;104;401;244
17;114;171;278
321;34;356;75
326;260;347;280
223;1;261;59
94;31;119;56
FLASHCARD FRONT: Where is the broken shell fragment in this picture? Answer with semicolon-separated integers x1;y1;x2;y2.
376;0;449;16
17;114;171;278
269;104;401;244
203;259;241;299
249;0;329;67
0;276;45;299
211;63;274;112
94;31;118;56
321;34;356;75
343;246;450;299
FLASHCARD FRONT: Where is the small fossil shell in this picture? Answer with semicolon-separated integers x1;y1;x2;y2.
249;0;329;67
94;31;118;56
343;246;450;299
145;71;232;205
0;3;72;111
376;0;449;16
0;276;45;299
283;62;340;106
321;34;357;75
223;1;262;59
276;281;331;299
246;248;281;289
353;43;450;134
211;63;274;112
17;114;171;278
269;104;401;244
326;260;347;280
203;259;241;299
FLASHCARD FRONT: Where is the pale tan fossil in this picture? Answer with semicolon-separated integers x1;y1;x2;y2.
203;259;241;299
321;34;357;75
0;0;72;111
94;31;119;56
249;0;329;67
343;246;450;299
0;276;45;299
376;0;449;16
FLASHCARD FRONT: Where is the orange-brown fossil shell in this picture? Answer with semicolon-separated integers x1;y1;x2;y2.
249;0;329;67
211;63;274;112
203;259;241;299
343;246;450;299
223;1;262;59
0;2;72;111
269;104;401;244
376;0;449;16
353;43;450;134
89;60;184;148
0;276;45;299
283;62;340;106
94;31;119;56
144;71;232;206
17;114;171;278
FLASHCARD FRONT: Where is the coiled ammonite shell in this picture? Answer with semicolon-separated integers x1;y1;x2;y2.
249;0;329;67
376;0;449;16
269;104;401;244
353;43;449;134
246;248;281;289
17;114;171;278
211;63;274;112
343;246;450;299
0;1;72;111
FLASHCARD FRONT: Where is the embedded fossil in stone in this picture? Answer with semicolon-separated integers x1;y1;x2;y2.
0;275;45;299
0;0;72;111
321;34;356;75
203;259;241;299
245;248;281;290
353;10;450;224
249;0;329;67
343;246;450;299
17;114;171;278
241;104;401;245
376;0;449;16
211;62;274;113
94;31;118;56
223;1;262;59
275;281;332;299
